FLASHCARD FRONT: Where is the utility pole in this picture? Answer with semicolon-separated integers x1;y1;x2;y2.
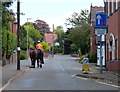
52;24;54;57
26;18;31;59
0;1;2;61
17;0;20;70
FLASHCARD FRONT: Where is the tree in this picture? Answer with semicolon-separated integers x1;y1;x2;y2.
33;20;51;36
65;10;90;27
65;10;90;55
20;23;42;50
40;41;50;51
54;26;65;53
2;1;17;60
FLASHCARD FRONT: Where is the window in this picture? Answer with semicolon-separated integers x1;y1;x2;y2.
116;0;118;10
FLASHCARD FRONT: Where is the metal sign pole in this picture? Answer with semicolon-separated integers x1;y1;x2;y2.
100;35;103;74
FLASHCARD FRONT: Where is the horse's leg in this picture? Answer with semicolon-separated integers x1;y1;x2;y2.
33;58;36;68
37;58;39;68
41;52;44;64
40;61;42;68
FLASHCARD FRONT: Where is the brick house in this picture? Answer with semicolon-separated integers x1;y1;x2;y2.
104;0;120;70
44;33;58;47
3;14;17;64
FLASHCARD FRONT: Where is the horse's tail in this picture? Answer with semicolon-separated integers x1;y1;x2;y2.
37;49;43;58
30;50;37;59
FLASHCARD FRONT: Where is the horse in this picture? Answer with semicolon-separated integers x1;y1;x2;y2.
29;48;37;68
29;47;44;68
36;49;44;68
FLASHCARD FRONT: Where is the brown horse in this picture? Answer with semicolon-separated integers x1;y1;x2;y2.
29;48;44;68
29;48;37;68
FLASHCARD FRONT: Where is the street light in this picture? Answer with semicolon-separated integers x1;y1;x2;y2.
27;18;31;59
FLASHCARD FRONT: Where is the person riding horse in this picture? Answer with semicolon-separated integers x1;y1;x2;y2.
36;41;44;68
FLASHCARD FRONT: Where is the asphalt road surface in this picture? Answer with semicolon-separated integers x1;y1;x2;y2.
3;55;119;90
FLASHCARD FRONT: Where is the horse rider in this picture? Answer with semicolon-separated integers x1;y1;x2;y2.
36;41;44;68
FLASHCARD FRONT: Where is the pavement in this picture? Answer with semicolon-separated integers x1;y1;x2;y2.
0;55;120;91
76;63;120;86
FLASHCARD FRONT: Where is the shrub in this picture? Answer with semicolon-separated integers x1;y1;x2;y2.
20;50;27;60
88;51;97;63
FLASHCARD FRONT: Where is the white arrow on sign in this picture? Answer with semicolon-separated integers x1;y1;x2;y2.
97;15;102;25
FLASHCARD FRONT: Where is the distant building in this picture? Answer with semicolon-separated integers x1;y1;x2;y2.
104;0;120;70
44;33;58;47
9;12;17;35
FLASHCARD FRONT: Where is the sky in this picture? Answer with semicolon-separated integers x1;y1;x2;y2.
10;0;104;31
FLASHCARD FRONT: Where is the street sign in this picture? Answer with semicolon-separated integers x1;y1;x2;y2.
83;58;89;64
95;14;107;28
95;28;107;35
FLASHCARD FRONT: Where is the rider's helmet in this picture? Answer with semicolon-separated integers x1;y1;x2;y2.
38;41;40;43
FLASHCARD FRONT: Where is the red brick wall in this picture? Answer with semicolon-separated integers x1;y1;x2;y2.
118;8;120;60
90;21;97;53
106;10;119;61
106;8;120;71
10;21;17;35
106;61;120;71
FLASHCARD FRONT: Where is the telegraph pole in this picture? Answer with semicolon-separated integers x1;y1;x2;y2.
17;0;20;70
0;1;2;61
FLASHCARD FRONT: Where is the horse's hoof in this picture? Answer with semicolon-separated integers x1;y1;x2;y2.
29;66;35;68
40;65;42;68
41;61;44;64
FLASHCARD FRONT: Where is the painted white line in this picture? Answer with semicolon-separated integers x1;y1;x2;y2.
96;81;120;88
59;64;65;72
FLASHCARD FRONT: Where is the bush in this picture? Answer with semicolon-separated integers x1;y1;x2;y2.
20;50;27;60
79;58;84;64
88;51;97;63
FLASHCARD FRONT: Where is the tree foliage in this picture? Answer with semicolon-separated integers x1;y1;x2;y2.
2;1;17;59
33;20;51;36
54;26;65;53
20;23;42;50
40;41;50;51
65;10;90;55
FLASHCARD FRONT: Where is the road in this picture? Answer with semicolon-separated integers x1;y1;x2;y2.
3;55;119;90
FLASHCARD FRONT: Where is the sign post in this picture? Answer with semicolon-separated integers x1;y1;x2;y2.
95;13;107;74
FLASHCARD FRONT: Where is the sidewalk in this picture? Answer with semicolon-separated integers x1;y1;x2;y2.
2;59;30;87
76;63;120;87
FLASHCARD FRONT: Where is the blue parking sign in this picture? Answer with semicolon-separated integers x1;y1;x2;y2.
95;14;107;28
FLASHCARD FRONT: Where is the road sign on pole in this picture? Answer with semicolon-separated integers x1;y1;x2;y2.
95;13;107;74
95;14;107;28
95;28;107;35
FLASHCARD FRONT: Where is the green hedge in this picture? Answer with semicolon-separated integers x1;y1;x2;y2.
88;51;97;63
20;50;27;60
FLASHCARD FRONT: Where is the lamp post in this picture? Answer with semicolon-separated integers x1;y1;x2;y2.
27;18;31;59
